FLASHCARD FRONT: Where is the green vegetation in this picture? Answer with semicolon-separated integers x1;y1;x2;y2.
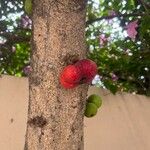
0;0;149;95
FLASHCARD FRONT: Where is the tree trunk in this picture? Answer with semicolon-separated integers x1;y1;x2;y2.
25;0;88;150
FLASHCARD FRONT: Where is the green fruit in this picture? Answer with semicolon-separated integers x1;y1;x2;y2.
87;94;102;108
84;103;98;118
24;0;32;15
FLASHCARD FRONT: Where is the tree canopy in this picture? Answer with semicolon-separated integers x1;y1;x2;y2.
0;0;150;95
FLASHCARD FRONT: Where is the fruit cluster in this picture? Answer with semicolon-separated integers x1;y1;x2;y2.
60;59;97;89
84;94;102;118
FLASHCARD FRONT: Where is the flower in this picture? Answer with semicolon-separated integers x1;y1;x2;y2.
111;73;118;81
19;15;32;29
108;10;116;16
23;65;32;75
99;34;108;47
92;75;101;85
125;20;138;40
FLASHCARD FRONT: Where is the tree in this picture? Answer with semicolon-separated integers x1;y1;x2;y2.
24;0;88;150
0;0;150;148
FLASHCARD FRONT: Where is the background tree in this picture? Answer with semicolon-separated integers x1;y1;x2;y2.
86;0;150;96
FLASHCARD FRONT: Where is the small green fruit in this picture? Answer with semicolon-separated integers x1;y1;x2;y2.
87;94;102;108
84;103;98;118
24;0;32;15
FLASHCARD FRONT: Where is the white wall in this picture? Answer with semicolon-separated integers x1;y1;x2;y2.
0;75;150;150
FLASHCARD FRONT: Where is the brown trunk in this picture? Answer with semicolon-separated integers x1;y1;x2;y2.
25;0;88;150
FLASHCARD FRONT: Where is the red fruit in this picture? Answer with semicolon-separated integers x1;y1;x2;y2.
60;77;78;89
60;65;82;84
75;59;97;83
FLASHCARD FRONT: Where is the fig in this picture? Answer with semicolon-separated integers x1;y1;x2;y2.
87;94;102;108
84;103;98;118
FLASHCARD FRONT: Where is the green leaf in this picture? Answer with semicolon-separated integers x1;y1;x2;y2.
104;80;118;95
24;0;32;15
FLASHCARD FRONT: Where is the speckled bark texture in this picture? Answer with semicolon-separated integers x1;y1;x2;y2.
25;0;88;150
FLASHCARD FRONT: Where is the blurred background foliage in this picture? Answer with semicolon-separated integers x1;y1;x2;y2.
0;0;150;95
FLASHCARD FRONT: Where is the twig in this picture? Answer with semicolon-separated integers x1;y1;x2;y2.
86;12;146;26
0;32;30;43
138;0;149;12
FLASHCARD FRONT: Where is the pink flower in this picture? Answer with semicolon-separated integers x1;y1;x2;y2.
19;15;32;29
108;10;116;16
99;34;108;47
111;73;118;81
126;20;138;40
23;65;32;75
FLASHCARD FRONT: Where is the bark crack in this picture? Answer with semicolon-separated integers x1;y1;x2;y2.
28;115;47;128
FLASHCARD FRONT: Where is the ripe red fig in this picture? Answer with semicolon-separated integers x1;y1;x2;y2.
60;65;82;84
60;77;78;89
75;59;97;83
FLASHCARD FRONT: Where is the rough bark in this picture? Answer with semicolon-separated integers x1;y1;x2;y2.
25;0;88;150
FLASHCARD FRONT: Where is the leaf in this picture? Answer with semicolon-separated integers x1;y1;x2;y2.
24;0;32;15
104;80;118;94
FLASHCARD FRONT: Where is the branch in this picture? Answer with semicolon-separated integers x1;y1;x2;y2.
138;0;149;12
0;32;31;43
86;12;146;26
